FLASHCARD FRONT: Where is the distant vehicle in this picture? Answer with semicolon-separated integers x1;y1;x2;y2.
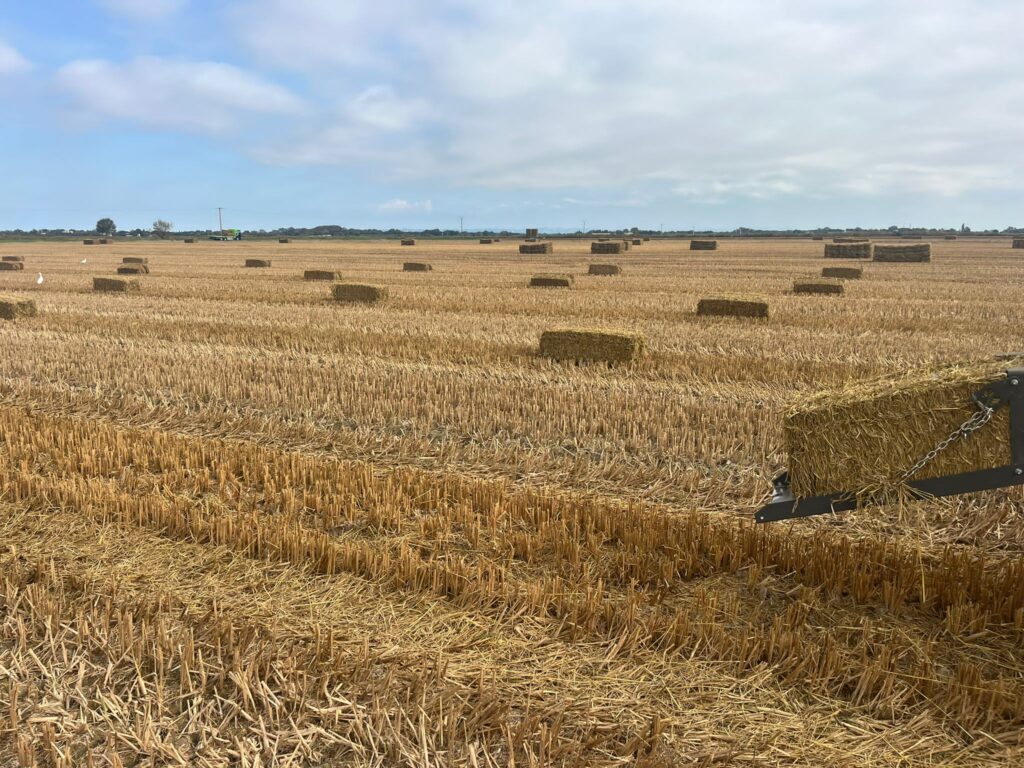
209;229;242;241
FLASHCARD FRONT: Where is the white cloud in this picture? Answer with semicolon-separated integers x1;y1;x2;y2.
0;42;31;75
97;0;187;21
378;198;432;212
55;57;304;134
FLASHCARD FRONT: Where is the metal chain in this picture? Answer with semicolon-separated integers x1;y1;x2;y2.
898;401;995;483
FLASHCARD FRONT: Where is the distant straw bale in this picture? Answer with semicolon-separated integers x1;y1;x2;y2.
278;238;290;244
93;277;139;293
0;262;24;271
631;239;642;245
122;257;148;264
83;240;95;245
824;243;871;259
873;244;931;262
304;269;341;281
784;357;1024;497
642;237;651;241
332;283;388;303
539;328;644;364
588;263;621;276
811;236;824;241
479;239;494;244
821;266;863;279
117;265;149;275
403;262;432;272
400;239;416;246
526;228;539;238
520;243;553;254
98;239;109;244
690;240;717;250
591;242;623;254
696;297;769;319
529;274;572;288
1013;239;1024;249
794;279;844;295
2;255;24;262
833;237;869;243
944;235;957;241
621;241;632;251
184;238;196;243
0;295;37;320
245;259;272;268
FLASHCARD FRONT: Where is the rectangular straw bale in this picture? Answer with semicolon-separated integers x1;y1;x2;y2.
824;243;871;259
245;258;272;268
621;241;632;251
278;238;290;243
2;255;24;262
643;237;651;241
98;239;109;244
93;277;139;293
631;239;642;245
811;236;824;241
591;241;623;254
821;266;862;279
122;257;148;264
588;263;621;276
1013;239;1024;249
304;269;340;281
184;238;196;243
0;261;24;271
873;244;931;262
332;283;388;303
401;239;416;246
116;265;149;275
833;237;869;243
520;242;553;254
526;228;539;238
944;235;957;241
696;297;769;319
690;240;718;250
784;358;1023;497
479;239;494;244
794;279;844;295
83;240;95;245
0;295;37;320
403;262;432;271
529;274;572;288
539;328;644;364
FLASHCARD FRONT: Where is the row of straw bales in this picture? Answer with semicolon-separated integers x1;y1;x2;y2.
824;242;931;262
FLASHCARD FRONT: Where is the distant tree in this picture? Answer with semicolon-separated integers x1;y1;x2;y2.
152;219;173;239
96;218;116;236
960;223;971;233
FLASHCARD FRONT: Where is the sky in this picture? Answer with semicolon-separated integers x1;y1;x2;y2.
1;0;1023;232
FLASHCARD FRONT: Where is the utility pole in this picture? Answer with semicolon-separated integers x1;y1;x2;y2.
459;216;464;234
582;219;587;234
217;207;223;234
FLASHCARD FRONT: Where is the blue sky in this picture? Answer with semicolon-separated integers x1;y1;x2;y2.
1;0;1023;232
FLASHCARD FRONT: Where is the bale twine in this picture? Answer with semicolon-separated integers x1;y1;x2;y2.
116;265;149;275
529;274;572;288
2;255;24;262
83;240;95;245
520;243;553;254
526;228;539;238
539;328;644;364
696;297;769;319
588;263;621;276
479;239;494;244
824;243;871;259
690;240;717;250
122;257;148;264
0;295;37;320
591;242;623;254
873;244;931;263
332;283;388;303
403;262;432;272
278;238;290;244
245;259;272;268
304;269;340;281
93;277;139;293
400;239;416;246
1013;239;1024;249
821;266;863;279
0;262;24;272
784;357;1023;497
794;279;844;295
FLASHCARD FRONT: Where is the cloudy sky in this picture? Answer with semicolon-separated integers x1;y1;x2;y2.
1;0;1023;231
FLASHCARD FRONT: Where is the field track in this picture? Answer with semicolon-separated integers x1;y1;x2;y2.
1;237;1022;766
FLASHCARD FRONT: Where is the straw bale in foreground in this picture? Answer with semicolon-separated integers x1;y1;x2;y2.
529;274;572;288
539;328;644;364
93;277;139;293
821;266;862;279
332;283;388;303
793;280;844;295
696;297;768;319
873;244;931;262
0;295;37;320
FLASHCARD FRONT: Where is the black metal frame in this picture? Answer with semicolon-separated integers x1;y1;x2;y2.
757;368;1024;523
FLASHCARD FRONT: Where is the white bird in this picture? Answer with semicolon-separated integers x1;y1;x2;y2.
36;273;44;285
80;258;87;264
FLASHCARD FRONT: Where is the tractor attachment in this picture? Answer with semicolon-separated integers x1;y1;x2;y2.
758;367;1024;523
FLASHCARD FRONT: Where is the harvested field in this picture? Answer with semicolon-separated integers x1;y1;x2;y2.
0;236;1022;767
539;328;644;363
822;266;863;279
874;243;931;262
304;269;341;281
529;273;572;287
824;243;871;259
793;279;844;295
588;263;622;275
696;296;769;318
402;261;432;271
690;239;717;250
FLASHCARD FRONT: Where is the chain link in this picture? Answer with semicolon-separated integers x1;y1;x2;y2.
897;400;995;483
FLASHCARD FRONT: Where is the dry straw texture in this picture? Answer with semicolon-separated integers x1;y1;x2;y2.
873;244;931;262
331;283;388;303
690;240;717;250
0;295;36;320
401;239;416;246
588;263;622;275
824;243;871;259
0;261;24;271
403;262;432;271
696;297;769;318
1013;238;1024;249
519;242;553;254
785;357;1023;496
529;274;572;288
794;279;844;295
245;258;272;268
822;266;863;279
116;265;149;275
2;255;24;262
303;269;340;281
93;276;139;293
591;241;623;254
539;328;645;364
